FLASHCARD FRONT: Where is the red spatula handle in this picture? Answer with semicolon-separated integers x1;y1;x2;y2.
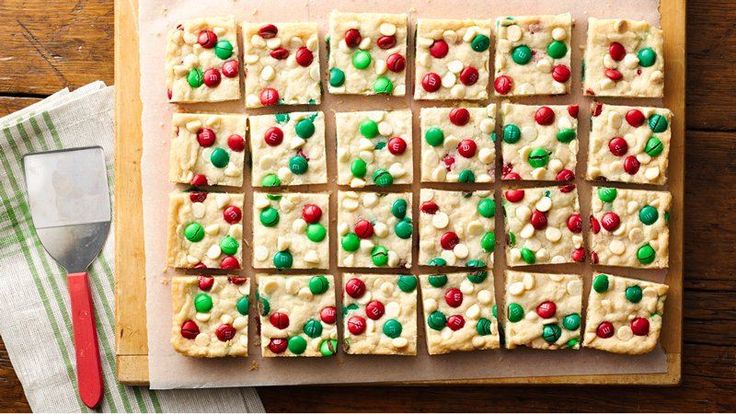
68;272;104;408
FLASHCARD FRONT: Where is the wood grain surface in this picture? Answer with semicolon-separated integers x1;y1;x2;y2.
0;0;734;412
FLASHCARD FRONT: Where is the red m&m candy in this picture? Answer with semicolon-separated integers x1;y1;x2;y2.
223;205;242;224
605;69;623;81
181;320;200;339
440;232;460;250
388;137;407;155
567;213;583;233
386;53;406;72
623;155;640;175
203;68;221;87
347;315;366;335
422;72;442;92
344;29;362;48
567;105;579;118
429;39;449;58
198;275;214;291
270;47;290;60
190;174;208;187
449;108;470;126
269;312;290;329
444;288;463;307
354;219;374;238
264;127;284;146
552;64;571;83
345;278;366;299
601;212;621;232
366;301;385;320
608;137;628;156
596;321;615;338
447;315;465;331
198;30;217;48
377;35;396;49
227;134;245;152
295;47;314;67
268;338;288;353
302;204;323;223
556;168;575;182
220;256;239;270
457;139;477;158
420;201;439;214
571;247;586;263
625;109;645;127
534;106;555;125
459;66;479;85
259;24;278;39
494;75;512;94
590;215;601;234
530;210;547;230
215;324;236;341
197;128;216;147
222;60;239;78
536;301;556;318
189;192;207;202
260;88;279;106
320;306;337;324
631;317;650;336
505;189;525;203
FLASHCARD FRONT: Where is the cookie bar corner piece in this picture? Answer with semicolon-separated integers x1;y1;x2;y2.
166;191;244;269
342;274;418;355
504;270;583;350
587;103;672;185
242;22;321;108
336;109;413;188
589;187;671;268
171;275;250;357
420;104;496;183
165;16;240;103
258;274;338;357
337;192;413;268
414;18;492;100
252;192;330;270
500;102;579;181
583;18;664;97
169;113;247;187
418;189;496;268
584;273;668;354
250;111;327;187
420;271;500;354
494;13;573;96
327;11;408;96
503;186;584;266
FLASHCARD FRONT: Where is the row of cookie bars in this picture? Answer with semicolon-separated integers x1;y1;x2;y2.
166;186;671;271
171;271;668;357
169;103;673;189
166;13;664;105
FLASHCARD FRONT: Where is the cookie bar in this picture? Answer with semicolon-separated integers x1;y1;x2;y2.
420;271;500;354
589;187;671;268
494;14;573;96
171;275;250;357
327;11;408;96
169;113;247;187
167;192;243;269
342;274;418;355
583;273;669;354
500;103;578;181
242;22;321;108
503;186;584;266
420;105;496;183
414;19;492;100
252;192;329;269
250;111;327;187
337;192;413;268
258;274;338;357
587;103;673;185
418;189;495;267
165;17;240;103
583;18;664;97
504;270;583;350
336;110;413;188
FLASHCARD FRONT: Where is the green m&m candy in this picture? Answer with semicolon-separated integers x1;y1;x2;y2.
425;127;444;146
371;245;389;266
566;337;579;349
214;40;234;59
542;323;562;344
466;259;486;268
194;293;213;313
481;231;495;252
288;155;308;175
639;205;659;225
637;47;657;67
503;124;521;143
637;243;656;265
341;233;360;252
309;275;330;294
258;293;270;316
210;147;230;168
520;247;536;264
273;250;293;269
477;198;495;218
295;118;315;138
261;173;281;187
259;207;279;227
397;275;417;293
597;187;618;203
644;136;664;157
352;50;372;69
303;319;323;338
528;148;550;168
507;303;524;322
467;270;488;284
351;158;367;178
187;68;203;88
287;336;307;354
471;34;491;52
458;169;475;183
492;304;498;319
372;169;393;186
428;257;447;266
275;113;290;124
562;313;581;330
511;45;532;64
391;198;408;219
593;274;609;293
219;236;239;255
556;128;576;143
383;319;402;338
184;222;204;242
625;285;643;303
427;311;447;330
507;231;516;246
428;274;448;287
373;76;393;94
319;338;338;356
648;114;668;133
546;40;568;59
236;296;249;316
394;219;413;239
476;318;492;335
306;223;326;242
359;119;379;138
329;67;345;87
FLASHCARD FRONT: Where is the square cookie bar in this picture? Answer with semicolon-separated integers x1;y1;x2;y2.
336;110;412;188
165;17;240;103
342;274;418;355
171;275;250;357
583;18;664;97
250;111;327;187
258;274;338;357
252;192;329;270
242;22;321;108
503;186;584;266
414;19;492;100
420;271;500;354
583;273;669;354
418;189;496;268
494;14;573;96
587;103;673;185
337;192;413;268
590;187;671;268
327;11;408;96
504;270;583;350
500;103;579;181
169;113;247;187
420;105;496;183
167;192;243;269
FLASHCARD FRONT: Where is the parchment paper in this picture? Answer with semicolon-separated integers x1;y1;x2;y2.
140;0;669;389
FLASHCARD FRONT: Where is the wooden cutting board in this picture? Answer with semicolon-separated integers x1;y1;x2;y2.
114;0;686;385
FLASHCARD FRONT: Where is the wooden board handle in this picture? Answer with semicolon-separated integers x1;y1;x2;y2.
68;272;104;408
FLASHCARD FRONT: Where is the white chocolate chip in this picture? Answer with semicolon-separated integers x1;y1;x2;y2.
432;212;449;229
379;22;397;36
507;25;522;42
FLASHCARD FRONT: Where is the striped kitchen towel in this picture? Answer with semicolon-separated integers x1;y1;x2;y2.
0;82;264;413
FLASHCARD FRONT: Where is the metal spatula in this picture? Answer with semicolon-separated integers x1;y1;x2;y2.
23;146;109;409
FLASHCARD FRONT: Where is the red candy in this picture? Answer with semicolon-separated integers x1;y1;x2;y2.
494;75;512;94
505;189;525;203
260;88;279;106
191;174;208;187
203;68;221;88
590;251;599;264
504;172;521;180
608;137;628;156
344;29;362;48
193;262;207;270
605;69;623;81
422;72;442;92
223;206;242;224
556;168;575;182
440;232;460;250
268;338;288;353
457;139;477;158
536;301;557;318
386;53;406;72
590;215;601;234
320;306;337;324
269;312;290;329
596;321;615;338
388;137;407;155
377;35;397;49
270;47;290;60
198;275;214;291
534;106;555;125
420;201;439;214
228;276;247;285
449;108;470;126
447;315;465;331
444;288;463;308
625;109;645;127
530;210;547;230
355;219;374;239
302;204;322;224
365;300;385;320
559;183;576;193
197;30;217;48
295;47;314;67
567;105;579;118
567;213;583;233
623;155;640;175
227;134;245;152
601;212;621;232
345;278;366;299
443;154;455;171
591;102;603;117
571;247;586;263
552;64;571;83
222;60;239;78
459;66;479;85
347;315;366;335
197;128;216;147
189;192;207;202
631;317;650;336
259;24;278;39
220;256;240;270
609;42;626;61
215;324;236;341
429;39;449;58
181;320;200;339
264;126;284;146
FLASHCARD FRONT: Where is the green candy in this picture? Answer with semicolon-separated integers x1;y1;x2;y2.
476;318;492;336
503;124;521;143
184;222;204;242
372;169;393;187
397;275;417;293
467;270;488;284
458;169;475;183
592;274;609;293
303;319;323;338
427;311;447;330
639;205;659;225
637;244;656;265
428;257;447;266
236;296;249;316
187;68;203;88
528;148;550;168
273;250;293;269
391;198;408;219
341;233;360;252
350;158;367;178
287;336;307;354
374;141;386;150
394;219;413;239
556;128;576;143
259;207;279;227
373;76;393;94
542;323;562;344
210;147;230;168
626;285;643;304
371;245;389;266
562;313;581;330
507;303;524;322
261;173;281;187
471;34;491;52
481;231;495;253
329;67;345;87
214;40;234;59
383;319;403;338
648;114;669;133
466;259;486;268
352;50;372;69
425;127;444;146
194;293;213;313
306;223;326;242
343;303;359;316
428;274;448;287
511;45;532;64
295;119;315;138
597;187;618;203
637;47;657;67
477;198;496;218
492;304;498;319
644;136;664;157
258;294;270;316
275;113;290;124
319;338;338;356
507;231;516;247
546;40;568;59
566;337;579;349
359;119;379;138
520;247;536;264
219;236;239;255
491;131;497;142
309;275;330;295
288;156;308;175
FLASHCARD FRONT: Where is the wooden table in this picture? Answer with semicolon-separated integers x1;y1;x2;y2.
0;0;733;411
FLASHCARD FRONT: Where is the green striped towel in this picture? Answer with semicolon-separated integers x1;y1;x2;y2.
0;82;264;413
